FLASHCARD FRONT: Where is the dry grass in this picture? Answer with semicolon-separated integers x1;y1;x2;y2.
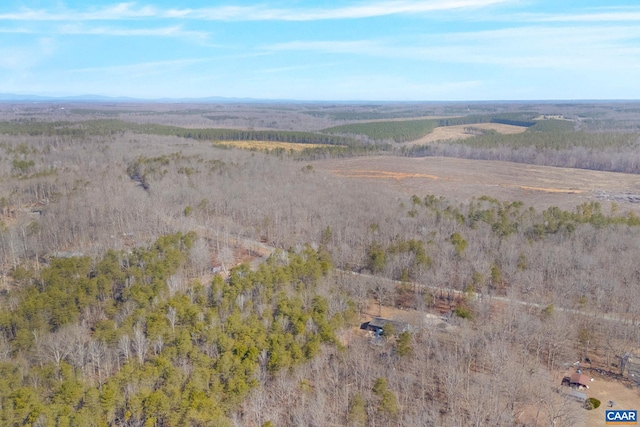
215;140;325;151
315;156;640;212
578;370;640;426
333;169;441;181
408;123;528;145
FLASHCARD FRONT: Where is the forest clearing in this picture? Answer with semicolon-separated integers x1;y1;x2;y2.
407;122;529;145
320;155;640;212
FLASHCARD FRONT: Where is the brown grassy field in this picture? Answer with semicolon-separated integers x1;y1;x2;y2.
408;122;528;145
314;156;640;212
582;371;640;427
215;140;325;151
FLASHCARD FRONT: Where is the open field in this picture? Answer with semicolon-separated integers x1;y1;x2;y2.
407;122;529;145
215;140;326;151
315;155;640;212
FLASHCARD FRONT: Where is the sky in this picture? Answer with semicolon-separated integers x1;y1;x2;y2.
1;1;640;101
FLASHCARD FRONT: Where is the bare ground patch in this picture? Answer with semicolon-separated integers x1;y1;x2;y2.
316;156;640;212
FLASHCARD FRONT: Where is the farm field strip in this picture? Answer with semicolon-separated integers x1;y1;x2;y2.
407;122;528;145
516;185;584;194
331;169;443;181
332;169;585;194
215;140;326;151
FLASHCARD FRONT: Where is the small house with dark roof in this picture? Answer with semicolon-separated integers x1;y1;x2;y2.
362;317;410;336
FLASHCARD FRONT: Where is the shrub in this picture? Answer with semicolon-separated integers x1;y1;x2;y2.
454;306;472;319
382;323;396;337
396;331;413;357
585;397;601;410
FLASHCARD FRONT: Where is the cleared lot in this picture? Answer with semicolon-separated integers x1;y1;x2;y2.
407;123;528;145
315;156;640;212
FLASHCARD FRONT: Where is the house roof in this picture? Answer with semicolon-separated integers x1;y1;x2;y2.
367;317;409;332
570;373;590;386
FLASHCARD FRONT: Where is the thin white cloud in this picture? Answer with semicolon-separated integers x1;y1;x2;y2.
0;38;56;70
0;28;32;34
0;3;153;21
68;58;207;75
536;11;640;22
182;0;512;21
318;73;483;100
261;61;345;74
0;0;513;22
267;40;377;53
440;24;640;44
56;24;207;39
489;6;640;24
264;24;640;70
68;58;202;73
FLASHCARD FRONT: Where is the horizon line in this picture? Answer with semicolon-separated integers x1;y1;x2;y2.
1;93;639;105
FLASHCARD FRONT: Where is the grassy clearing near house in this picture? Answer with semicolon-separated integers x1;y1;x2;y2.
215;140;327;152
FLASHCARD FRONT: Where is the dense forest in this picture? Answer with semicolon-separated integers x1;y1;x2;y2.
0;101;638;426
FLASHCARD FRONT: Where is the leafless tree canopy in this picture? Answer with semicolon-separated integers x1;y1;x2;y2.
0;101;639;426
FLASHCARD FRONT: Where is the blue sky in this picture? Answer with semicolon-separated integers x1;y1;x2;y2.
1;1;640;101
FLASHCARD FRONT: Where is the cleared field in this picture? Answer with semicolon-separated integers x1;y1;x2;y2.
359;115;459;123
215;140;325;151
315;156;640;211
408;122;528;145
581;370;640;427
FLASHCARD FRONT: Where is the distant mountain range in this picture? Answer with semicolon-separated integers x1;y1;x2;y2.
0;93;297;103
1;93;635;105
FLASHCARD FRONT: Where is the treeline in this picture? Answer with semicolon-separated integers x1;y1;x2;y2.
364;195;640;291
433;120;633;152
176;128;357;145
0;233;347;426
436;112;538;127
0;119;359;146
0;120;93;138
321;119;439;142
528;119;575;132
444;195;640;239
303;109;431;121
244;143;393;161
400;130;640;174
319;113;545;143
